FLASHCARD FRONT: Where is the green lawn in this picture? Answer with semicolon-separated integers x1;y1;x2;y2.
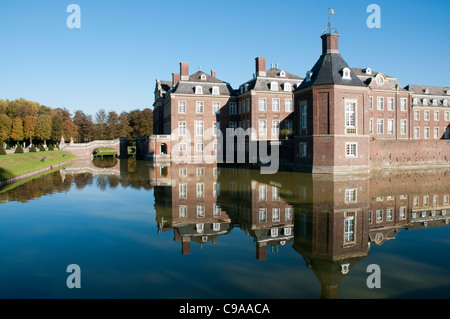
93;147;118;157
0;151;77;180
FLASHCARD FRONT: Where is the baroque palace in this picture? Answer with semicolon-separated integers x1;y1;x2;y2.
151;26;450;174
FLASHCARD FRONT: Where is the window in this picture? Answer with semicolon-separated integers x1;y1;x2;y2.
400;98;407;111
446;127;450;139
259;120;267;136
259;185;267;201
376;75;384;86
445;112;450;121
195;86;203;94
179;184;187;198
213;102;220;114
200;74;207;80
259;98;267;111
246;99;250;113
213;223;220;231
433;99;438;106
197;204;205;217
259;208;267;223
444;100;448;106
272;208;280;222
212;86;219;95
299;143;307;157
280;71;286;77
414;110;420;120
272;187;280;200
197;183;204;199
376;209;383;222
423;99;428;106
345;102;356;130
229;122;237;130
345;143;357;157
272;98;280;112
434;111;439;121
424;127;430;139
344;213;355;243
414;127;420;139
196;143;204;151
196;101;204;114
179;143;187;151
284;83;291;92
196;121;204;136
179;205;187;218
345;189;357;202
369;118;373;135
178;122;186;136
400;119;407;135
434;127;439;139
272;120;280;136
270;82;278;91
387;119;394;135
178;101;186;113
285;207;293;220
369;96;373;110
377;97;384;110
413;98;418;105
388;98;394;111
285;120;293;131
377;119;384;135
300;101;308;131
285;99;293;112
342;67;351;80
400;207;407;220
229;102;237;115
387;208;393;221
424;195;429;207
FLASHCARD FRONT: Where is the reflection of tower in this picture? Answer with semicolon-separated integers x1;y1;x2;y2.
292;174;370;299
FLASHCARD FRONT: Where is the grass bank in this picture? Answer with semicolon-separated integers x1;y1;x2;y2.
0;151;77;180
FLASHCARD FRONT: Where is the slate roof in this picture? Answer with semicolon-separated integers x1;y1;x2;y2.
297;53;366;90
405;85;450;96
237;68;304;95
352;68;406;91
171;71;236;96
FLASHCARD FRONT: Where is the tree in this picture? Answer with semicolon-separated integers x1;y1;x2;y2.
94;109;107;140
51;114;64;142
62;119;78;142
10;117;24;143
106;111;119;139
129;108;153;137
73;110;94;142
0;114;12;143
15;98;39;119
118;112;131;138
35;114;52;142
23;115;37;143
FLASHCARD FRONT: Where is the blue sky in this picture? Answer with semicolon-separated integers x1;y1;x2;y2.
0;0;449;116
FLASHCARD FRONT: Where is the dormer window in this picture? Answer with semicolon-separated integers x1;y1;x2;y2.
195;86;203;94
212;86;219;95
423;98;428;106
244;84;249;92
284;83;292;92
424;88;429;94
270;81;278;91
413;98;418;105
446;90;450;95
443;100;448;106
342;68;351;80
200;74;207;80
432;99;438;106
280;71;286;77
376;75;384;86
365;68;372;75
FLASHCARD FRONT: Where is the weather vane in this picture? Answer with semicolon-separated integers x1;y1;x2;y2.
323;8;338;35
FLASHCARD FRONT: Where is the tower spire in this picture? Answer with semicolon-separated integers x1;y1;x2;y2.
323;8;338;35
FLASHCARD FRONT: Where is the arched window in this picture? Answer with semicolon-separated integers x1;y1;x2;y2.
342;67;351;80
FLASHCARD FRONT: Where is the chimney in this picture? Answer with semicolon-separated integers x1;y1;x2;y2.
256;242;267;261
182;236;191;255
321;32;339;55
180;62;189;81
255;57;266;77
172;72;180;87
211;70;216;78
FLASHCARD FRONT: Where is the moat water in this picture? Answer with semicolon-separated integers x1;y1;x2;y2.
0;158;450;299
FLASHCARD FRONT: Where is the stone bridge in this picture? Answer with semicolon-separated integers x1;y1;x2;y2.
61;157;121;177
61;139;121;158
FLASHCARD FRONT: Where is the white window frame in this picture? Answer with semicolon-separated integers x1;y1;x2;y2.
272;120;280;136
377;97;384;110
270;82;278;91
284;83;291;92
213;102;220;114
212;86;219;95
377;119;384;135
196;101;204;114
272;98;280;112
178;101;186;114
387;98;394;111
400;98;407;111
387;119;394;135
178;121;186;136
196;121;204;137
259;120;267;136
400;119;407;135
285;99;293;112
195;86;203;95
345;143;357;158
259;98;267;112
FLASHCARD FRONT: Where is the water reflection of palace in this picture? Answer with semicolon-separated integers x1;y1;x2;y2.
150;163;450;299
2;158;449;299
